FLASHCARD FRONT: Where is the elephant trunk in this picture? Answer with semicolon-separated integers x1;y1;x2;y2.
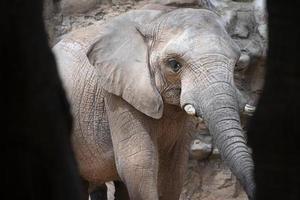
202;84;255;199
181;60;255;199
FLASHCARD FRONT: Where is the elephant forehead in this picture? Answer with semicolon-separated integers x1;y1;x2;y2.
161;29;239;60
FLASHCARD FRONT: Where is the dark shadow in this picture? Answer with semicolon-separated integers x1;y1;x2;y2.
1;0;83;199
247;1;300;199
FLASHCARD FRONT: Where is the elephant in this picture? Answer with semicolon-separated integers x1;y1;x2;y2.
53;7;256;200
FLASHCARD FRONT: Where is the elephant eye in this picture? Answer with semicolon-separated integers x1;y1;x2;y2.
168;59;182;73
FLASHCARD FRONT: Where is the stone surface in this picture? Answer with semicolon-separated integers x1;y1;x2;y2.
153;0;199;5
180;159;247;200
190;139;213;160
106;158;248;200
44;0;137;46
60;0;100;15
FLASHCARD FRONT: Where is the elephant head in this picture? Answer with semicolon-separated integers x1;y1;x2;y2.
87;8;255;199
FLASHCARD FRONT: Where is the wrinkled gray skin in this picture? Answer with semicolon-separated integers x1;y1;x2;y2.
53;8;255;200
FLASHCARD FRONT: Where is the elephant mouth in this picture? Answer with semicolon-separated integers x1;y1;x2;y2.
162;86;181;105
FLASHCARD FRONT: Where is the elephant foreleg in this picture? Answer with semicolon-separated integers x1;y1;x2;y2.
105;93;159;200
158;137;190;200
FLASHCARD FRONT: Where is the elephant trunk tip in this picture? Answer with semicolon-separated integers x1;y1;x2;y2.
246;182;256;200
237;166;256;200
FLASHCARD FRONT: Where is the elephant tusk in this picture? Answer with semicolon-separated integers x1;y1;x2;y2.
244;104;256;115
184;104;196;116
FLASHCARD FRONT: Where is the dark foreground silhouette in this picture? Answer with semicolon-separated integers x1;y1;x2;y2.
247;1;300;199
1;0;83;199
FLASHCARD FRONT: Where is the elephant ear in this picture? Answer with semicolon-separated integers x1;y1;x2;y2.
88;17;163;119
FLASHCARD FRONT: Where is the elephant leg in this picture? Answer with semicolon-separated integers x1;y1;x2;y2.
90;185;107;200
105;94;159;200
114;181;130;200
158;136;190;200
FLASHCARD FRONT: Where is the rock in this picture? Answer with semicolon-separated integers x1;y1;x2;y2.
94;10;105;20
60;0;100;15
221;10;237;31
236;53;250;70
153;0;199;6
253;0;267;24
180;159;247;200
197;0;216;9
232;11;254;38
112;0;135;5
233;22;249;38
258;24;267;39
244;38;264;58
43;0;62;45
190;139;213;160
